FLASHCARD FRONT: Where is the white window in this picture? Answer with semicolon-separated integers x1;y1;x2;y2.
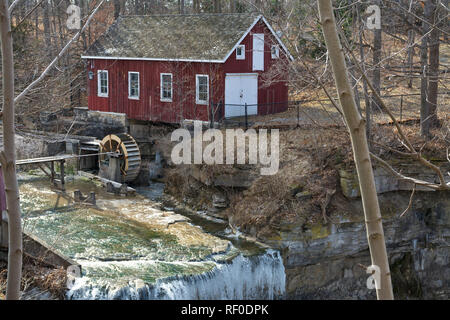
271;45;280;59
160;73;173;102
128;72;140;99
97;70;108;97
236;45;245;60
196;75;209;105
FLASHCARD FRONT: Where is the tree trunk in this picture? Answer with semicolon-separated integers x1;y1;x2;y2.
318;0;394;300
427;0;440;129
371;0;382;113
230;0;236;12
357;6;371;146
0;0;23;300
178;0;185;14
193;0;200;13
114;0;121;19
406;4;415;89
34;0;39;40
254;0;262;12
42;0;52;58
420;0;432;138
214;0;221;13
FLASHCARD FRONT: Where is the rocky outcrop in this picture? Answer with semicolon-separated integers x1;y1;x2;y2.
189;165;258;188
339;161;450;198
272;191;449;299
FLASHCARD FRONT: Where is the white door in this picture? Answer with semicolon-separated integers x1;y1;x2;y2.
225;74;258;118
252;33;264;71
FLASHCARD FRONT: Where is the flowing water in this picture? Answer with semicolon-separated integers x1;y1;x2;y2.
19;174;286;300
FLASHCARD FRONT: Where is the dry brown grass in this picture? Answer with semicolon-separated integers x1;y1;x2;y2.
0;259;67;300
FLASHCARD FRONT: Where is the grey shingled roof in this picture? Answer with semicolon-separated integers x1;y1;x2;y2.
84;14;261;61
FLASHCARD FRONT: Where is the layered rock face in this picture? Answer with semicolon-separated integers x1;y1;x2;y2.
277;190;449;300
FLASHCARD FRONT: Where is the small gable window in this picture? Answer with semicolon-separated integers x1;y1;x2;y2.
97;70;108;97
236;45;245;60
271;45;280;59
128;72;140;99
196;75;209;105
160;73;173;102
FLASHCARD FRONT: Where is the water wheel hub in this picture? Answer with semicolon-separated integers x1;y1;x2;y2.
99;133;141;183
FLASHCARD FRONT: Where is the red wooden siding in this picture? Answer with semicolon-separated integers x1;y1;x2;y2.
86;19;289;123
87;59;225;123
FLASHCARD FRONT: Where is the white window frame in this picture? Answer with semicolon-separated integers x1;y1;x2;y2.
128;71;140;100
196;75;209;105
271;45;280;59
160;73;173;102
236;45;245;60
97;70;108;97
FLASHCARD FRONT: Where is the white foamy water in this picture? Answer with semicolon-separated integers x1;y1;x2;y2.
67;250;285;300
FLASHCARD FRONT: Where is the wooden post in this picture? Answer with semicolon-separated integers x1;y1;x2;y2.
60;160;65;191
50;161;55;184
1;211;7;248
244;103;248;130
210;102;214;128
400;95;403;122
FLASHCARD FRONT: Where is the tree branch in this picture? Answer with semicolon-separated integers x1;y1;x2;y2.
400;185;416;218
14;0;105;104
370;152;449;190
8;0;20;15
12;0;45;32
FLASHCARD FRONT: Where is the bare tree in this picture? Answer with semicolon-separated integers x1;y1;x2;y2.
178;0;185;14
214;0;222;13
371;0;382;113
406;1;415;88
427;0;440;130
114;0;121;19
193;0;200;13
0;0;104;299
1;0;23;300
318;0;394;300
420;0;432;138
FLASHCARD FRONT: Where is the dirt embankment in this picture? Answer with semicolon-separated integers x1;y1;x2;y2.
163;121;449;242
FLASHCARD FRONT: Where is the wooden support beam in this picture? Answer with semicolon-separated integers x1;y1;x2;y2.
50;161;55;183
60;160;65;191
37;164;50;179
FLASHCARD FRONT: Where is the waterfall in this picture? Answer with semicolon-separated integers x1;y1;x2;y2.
67;249;285;300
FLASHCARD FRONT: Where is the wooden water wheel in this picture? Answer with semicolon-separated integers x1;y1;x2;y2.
99;133;141;183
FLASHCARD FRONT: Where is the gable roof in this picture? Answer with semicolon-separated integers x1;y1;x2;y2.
82;14;293;63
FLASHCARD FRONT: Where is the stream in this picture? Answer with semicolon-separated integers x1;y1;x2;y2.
18;174;286;300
